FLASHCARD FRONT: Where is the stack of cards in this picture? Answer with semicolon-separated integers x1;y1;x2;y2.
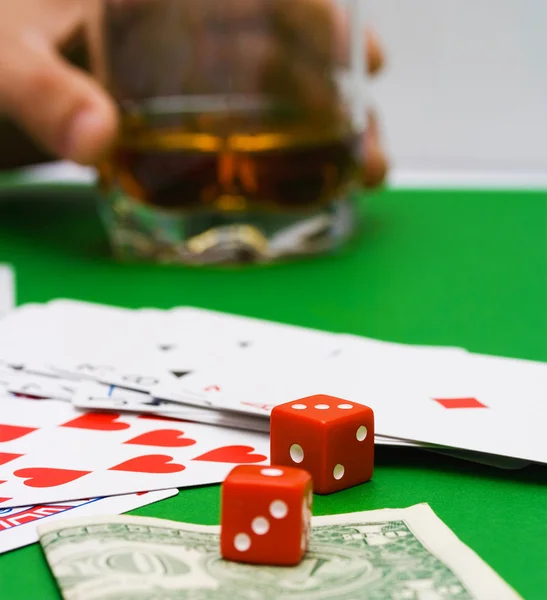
0;265;14;320
0;299;545;552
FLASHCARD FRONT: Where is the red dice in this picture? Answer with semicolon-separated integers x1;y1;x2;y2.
220;465;313;566
270;395;374;494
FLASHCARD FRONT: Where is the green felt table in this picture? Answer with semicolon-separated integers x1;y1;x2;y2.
0;183;546;599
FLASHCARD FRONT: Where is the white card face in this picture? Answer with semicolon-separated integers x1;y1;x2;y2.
0;302;286;392
154;335;425;413
167;307;336;345
154;333;472;414
5;374;84;402
371;353;547;462
0;488;177;554
0;301;176;380
0;301;343;400
1;299;545;467
97;307;343;394
0;395;269;508
331;341;547;462
0;266;15;319
71;385;425;440
153;338;349;412
157;336;547;463
72;383;270;433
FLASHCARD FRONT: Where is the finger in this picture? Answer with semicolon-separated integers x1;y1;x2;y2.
366;28;385;75
263;53;340;120
274;0;341;66
362;111;388;187
0;33;118;165
329;10;385;76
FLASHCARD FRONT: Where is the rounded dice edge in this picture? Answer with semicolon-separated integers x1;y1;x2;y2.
219;464;313;566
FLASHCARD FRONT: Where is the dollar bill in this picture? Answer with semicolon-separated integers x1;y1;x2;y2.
38;504;521;600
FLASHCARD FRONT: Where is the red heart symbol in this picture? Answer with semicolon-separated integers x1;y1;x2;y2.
192;445;267;464
0;452;23;466
62;412;131;431
0;424;37;442
124;430;196;448
14;468;91;488
109;455;185;474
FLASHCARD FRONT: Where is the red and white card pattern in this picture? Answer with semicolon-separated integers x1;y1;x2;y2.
155;340;547;464
0;396;270;509
1;300;546;468
0;488;177;554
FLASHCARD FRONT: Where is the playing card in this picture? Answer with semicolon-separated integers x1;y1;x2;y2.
0;488;177;554
153;332;471;412
0;301;343;400
72;383;270;433
149;335;382;414
0;304;74;376
1;299;545;468
0;266;14;319
373;434;531;468
0;301;169;381
0;395;270;508
94;306;342;394
152;339;345;412
0;302;260;394
167;306;338;347
155;335;547;464
318;339;547;463
369;353;547;463
71;384;434;441
6;160;95;187
426;448;530;470
3;372;84;402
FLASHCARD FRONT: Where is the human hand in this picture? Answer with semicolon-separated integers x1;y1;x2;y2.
0;0;118;165
0;0;386;187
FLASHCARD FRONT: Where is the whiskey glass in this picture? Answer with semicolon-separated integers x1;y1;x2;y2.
87;0;367;264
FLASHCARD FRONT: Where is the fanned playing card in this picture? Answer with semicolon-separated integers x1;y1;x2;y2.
0;265;14;320
0;488;177;554
154;334;547;463
0;299;545;469
72;383;270;433
0;395;269;508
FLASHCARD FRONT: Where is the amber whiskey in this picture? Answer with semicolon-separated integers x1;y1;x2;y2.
101;113;361;215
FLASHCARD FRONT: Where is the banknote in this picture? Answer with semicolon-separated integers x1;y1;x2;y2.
38;504;521;600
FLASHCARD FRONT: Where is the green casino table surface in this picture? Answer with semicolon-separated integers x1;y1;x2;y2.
0;182;546;599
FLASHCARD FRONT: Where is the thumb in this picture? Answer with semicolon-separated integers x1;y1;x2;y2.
362;110;388;188
0;33;118;165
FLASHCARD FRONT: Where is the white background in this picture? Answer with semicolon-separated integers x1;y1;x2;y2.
365;0;547;186
10;1;547;189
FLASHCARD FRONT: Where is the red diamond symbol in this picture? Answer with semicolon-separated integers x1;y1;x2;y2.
433;397;488;409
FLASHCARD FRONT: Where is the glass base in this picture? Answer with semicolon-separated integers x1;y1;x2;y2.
99;188;361;265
